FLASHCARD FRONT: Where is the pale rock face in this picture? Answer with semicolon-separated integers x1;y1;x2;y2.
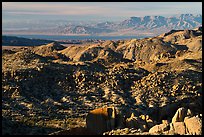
184;116;202;135
86;107;116;134
171;122;186;135
171;107;187;123
149;123;170;133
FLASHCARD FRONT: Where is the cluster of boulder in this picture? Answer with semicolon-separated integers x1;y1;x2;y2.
2;28;202;135
148;107;202;135
86;106;202;135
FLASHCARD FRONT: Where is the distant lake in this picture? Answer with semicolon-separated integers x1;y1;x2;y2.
6;34;149;41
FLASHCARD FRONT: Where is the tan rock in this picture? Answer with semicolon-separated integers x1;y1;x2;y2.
184;116;202;135
86;107;116;134
146;119;154;129
149;123;169;133
163;129;177;135
172;85;178;90
126;113;139;128
186;109;193;117
172;122;186;135
162;120;169;124
126;113;147;131
171;107;186;123
139;114;146;120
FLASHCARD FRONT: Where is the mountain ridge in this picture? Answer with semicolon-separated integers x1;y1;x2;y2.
57;14;202;35
3;14;202;36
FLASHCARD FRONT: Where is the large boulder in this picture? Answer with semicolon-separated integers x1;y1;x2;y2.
171;107;191;123
171;122;187;135
184;116;202;135
149;123;170;133
86;107;116;134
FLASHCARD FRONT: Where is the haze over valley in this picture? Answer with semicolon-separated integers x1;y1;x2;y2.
3;14;202;37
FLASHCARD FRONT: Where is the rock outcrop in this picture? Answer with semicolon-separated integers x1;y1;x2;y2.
86;107;116;134
184;116;202;135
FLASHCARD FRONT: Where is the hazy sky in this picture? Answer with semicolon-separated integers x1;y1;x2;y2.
2;2;202;22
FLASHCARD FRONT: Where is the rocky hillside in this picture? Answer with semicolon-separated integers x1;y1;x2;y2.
2;27;202;135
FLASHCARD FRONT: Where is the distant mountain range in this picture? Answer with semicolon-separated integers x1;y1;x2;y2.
119;14;202;29
3;14;202;36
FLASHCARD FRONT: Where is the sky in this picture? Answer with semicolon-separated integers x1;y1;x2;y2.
2;2;202;23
